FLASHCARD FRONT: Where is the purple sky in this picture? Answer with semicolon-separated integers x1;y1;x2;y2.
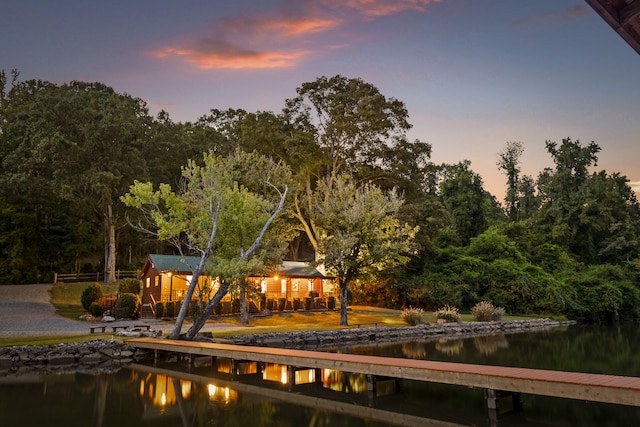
2;0;639;200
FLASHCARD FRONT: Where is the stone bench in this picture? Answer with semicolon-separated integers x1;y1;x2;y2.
89;325;107;334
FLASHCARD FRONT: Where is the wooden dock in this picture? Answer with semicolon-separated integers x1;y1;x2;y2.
129;337;640;408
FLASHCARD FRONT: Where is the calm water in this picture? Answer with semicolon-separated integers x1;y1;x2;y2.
1;324;639;427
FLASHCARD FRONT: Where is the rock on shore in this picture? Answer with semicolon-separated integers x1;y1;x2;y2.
219;318;576;349
0;339;148;376
0;319;574;376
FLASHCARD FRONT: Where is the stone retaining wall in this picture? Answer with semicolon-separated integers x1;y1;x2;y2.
0;339;147;376
219;318;576;349
0;319;575;376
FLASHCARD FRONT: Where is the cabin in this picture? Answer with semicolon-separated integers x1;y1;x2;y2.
139;254;335;317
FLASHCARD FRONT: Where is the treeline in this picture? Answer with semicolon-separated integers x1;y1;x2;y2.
1;70;638;322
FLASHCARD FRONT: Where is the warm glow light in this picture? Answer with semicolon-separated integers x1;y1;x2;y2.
281;369;288;385
295;369;316;385
181;381;191;399
207;383;237;403
274;275;279;281
208;384;217;396
161;392;167;406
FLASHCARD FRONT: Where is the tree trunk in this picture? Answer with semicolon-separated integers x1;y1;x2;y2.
103;204;117;283
240;286;249;325
339;278;350;326
170;199;222;339
170;262;206;339
186;282;230;339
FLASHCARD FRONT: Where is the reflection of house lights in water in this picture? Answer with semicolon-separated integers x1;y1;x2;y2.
207;383;236;403
161;393;167;406
281;369;288;384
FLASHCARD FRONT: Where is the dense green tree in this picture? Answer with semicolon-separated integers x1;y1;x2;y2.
439;161;498;245
0;74;152;282
283;75;418;252
497;141;524;221
515;175;540;220
312;174;417;325
536;138;639;263
122;149;291;338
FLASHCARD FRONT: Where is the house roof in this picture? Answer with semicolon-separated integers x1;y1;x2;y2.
141;254;332;279
278;261;333;279
147;254;203;273
586;0;640;55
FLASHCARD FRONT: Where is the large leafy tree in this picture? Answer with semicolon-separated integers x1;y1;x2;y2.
283;75;418;252
312;174;418;325
0;73;152;282
439;161;498;245
122;149;290;339
536;138;639;263
497;141;524;221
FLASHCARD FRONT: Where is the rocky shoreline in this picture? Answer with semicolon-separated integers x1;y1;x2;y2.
217;318;576;349
0;318;574;376
0;339;148;376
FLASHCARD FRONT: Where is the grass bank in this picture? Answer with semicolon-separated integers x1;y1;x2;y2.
0;282;540;348
49;281;119;319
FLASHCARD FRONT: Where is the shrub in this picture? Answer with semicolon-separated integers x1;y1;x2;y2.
434;305;461;322
304;297;313;310
89;301;103;316
401;307;423;326
293;298;301;310
189;301;203;320
327;296;336;310
492;306;506;321
214;301;223;316
259;293;267;311
277;297;286;311
165;301;176;317
232;298;240;313
115;293;141;319
119;278;141;295
155;301;165;318
81;283;103;311
266;299;275;311
472;301;493;321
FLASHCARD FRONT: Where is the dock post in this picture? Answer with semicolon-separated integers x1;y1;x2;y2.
485;389;498;410
367;374;377;400
288;366;296;391
512;392;523;411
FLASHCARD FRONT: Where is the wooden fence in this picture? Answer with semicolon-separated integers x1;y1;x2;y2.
53;270;138;284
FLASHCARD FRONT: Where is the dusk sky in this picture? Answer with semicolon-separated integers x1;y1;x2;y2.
2;0;639;201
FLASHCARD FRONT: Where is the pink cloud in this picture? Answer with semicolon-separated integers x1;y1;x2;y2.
155;44;308;70
330;0;441;18
154;0;439;70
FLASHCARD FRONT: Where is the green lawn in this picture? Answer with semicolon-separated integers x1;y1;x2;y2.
49;281;119;319
0;282;542;347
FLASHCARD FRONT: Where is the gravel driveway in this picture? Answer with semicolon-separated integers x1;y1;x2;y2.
0;284;171;338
